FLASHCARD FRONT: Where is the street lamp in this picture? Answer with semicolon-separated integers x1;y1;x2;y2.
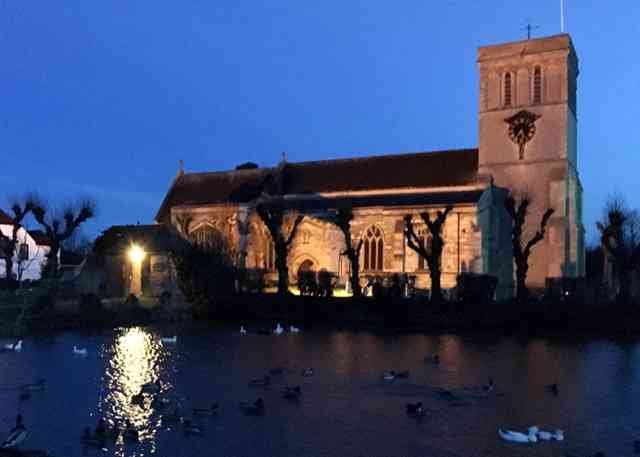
128;244;146;264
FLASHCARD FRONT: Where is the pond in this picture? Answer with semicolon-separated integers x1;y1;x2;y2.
0;323;637;457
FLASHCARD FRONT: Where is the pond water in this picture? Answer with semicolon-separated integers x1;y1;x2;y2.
0;324;638;457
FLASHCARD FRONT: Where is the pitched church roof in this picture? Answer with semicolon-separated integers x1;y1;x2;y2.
156;148;479;223
0;209;14;225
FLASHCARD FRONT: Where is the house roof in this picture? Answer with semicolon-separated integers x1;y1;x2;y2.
0;209;14;225
156;148;479;222
28;230;51;246
93;224;189;256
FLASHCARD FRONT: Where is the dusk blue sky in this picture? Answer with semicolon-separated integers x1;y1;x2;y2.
1;1;637;243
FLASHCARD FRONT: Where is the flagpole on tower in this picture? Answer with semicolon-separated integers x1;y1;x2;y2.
560;0;565;32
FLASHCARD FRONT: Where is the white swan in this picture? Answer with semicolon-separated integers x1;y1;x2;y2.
537;429;564;441
161;336;177;344
73;345;88;356
240;326;247;335
4;340;22;351
273;324;284;335
382;370;396;381
290;326;300;333
498;426;538;443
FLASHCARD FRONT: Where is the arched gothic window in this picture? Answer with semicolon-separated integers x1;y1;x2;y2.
533;66;542;104
191;225;217;246
264;236;276;271
417;229;432;271
362;226;384;271
504;72;512;107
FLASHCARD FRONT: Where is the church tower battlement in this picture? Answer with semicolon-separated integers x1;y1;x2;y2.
477;34;584;287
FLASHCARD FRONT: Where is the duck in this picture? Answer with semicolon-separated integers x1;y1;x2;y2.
3;340;22;351
536;428;564;441
249;375;271;387
193;403;220;416
2;415;27;448
239;398;265;415
301;368;314;377
183;420;204;436
283;386;301;401
406;402;425;417
273;323;284;335
20;379;45;392
498;426;539;443
290;326;300;333
141;380;161;394
81;427;105;448
545;383;559;395
73;345;88;356
483;378;495;393
122;421;139;443
240;326;247;335
161;335;177;344
382;370;396;381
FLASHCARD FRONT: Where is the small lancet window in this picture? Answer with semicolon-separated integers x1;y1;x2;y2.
504;73;512;107
533;66;542;104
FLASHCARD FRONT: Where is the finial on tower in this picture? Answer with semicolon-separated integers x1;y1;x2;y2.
177;159;185;177
281;151;287;163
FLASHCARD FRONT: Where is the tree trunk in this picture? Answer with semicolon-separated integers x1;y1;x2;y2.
428;257;443;304
43;243;60;279
349;251;361;297
4;256;14;281
515;260;529;304
275;243;289;295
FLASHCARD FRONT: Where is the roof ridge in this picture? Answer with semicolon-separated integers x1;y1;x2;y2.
287;148;478;168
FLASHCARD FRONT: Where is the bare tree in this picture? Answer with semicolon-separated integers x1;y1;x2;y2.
255;196;304;295
404;205;453;304
332;205;364;297
175;213;193;238
15;230;41;282
32;198;96;278
597;196;640;304
0;195;36;281
504;192;554;304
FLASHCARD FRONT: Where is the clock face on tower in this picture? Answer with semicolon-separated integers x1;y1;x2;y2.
504;110;542;160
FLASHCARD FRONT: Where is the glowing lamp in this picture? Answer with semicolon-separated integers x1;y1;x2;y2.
128;244;146;263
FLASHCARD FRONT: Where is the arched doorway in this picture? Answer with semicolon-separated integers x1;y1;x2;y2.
298;259;315;276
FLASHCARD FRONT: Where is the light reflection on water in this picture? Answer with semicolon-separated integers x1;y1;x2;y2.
98;327;168;456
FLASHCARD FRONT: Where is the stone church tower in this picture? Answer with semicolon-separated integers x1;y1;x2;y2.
477;34;584;289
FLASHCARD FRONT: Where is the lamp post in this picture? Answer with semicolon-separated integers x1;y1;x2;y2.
128;244;146;297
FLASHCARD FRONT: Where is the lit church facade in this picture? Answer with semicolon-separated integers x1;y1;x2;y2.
156;34;584;299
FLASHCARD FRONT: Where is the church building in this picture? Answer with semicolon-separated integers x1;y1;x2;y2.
156;34;585;299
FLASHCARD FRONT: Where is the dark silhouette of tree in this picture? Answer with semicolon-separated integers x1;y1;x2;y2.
0;195;36;281
597;196;640;305
504;192;554;304
404;205;453;304
256;197;304;295
332;205;364;297
32;199;96;278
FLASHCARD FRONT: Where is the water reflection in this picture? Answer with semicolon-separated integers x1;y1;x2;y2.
99;327;167;456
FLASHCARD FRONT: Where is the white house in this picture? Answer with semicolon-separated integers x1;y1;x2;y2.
0;209;50;281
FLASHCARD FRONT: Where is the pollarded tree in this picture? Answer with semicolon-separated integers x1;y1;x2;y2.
0;195;36;281
404;205;453;304
32;199;96;278
255;196;304;295
504;192;554;304
332;205;364;297
597;196;640;305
